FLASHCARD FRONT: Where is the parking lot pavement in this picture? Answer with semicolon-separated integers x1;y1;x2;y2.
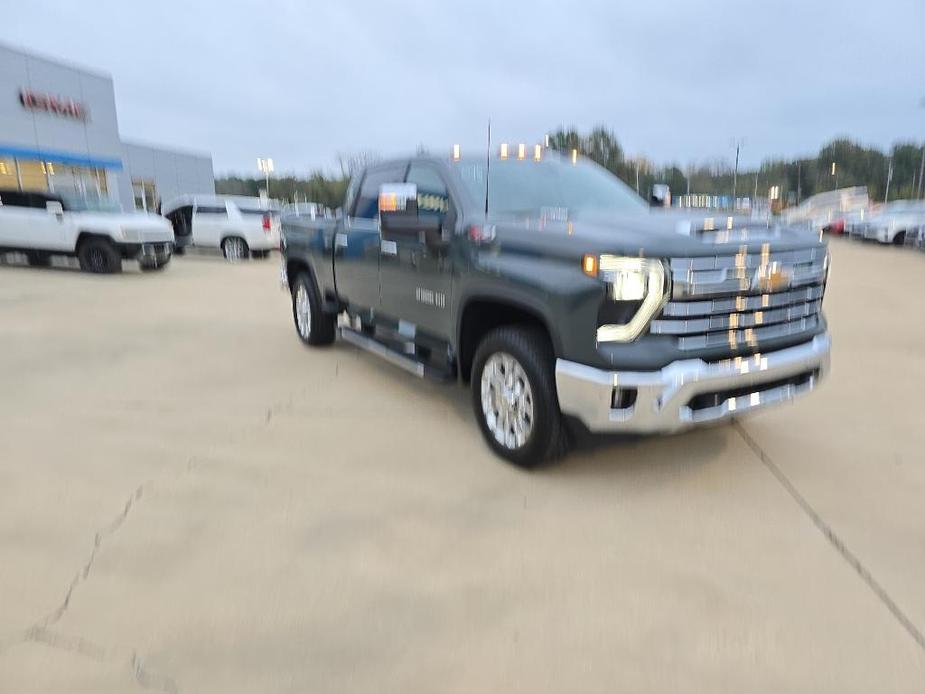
0;242;923;693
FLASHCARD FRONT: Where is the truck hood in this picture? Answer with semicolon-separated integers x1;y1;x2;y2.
486;210;825;260
71;211;174;242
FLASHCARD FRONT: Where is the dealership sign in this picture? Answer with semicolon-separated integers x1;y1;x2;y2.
19;89;87;121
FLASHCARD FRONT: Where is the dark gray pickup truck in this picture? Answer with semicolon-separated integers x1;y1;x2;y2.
280;151;831;466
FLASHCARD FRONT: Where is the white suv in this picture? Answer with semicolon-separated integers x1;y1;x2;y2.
0;189;174;273
161;195;280;261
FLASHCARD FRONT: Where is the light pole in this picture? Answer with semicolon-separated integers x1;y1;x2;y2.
731;138;745;210
257;157;274;198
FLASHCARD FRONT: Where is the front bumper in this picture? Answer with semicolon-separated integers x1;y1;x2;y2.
556;333;831;433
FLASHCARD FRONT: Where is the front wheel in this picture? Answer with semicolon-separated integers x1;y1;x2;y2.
77;238;122;274
471;326;569;467
291;272;335;346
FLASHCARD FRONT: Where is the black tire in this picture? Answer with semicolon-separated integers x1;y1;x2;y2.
893;231;906;246
25;251;51;267
291;272;335;346
221;237;249;261
140;258;170;272
173;245;187;256
252;250;269;259
77;238;122;274
471;326;569;467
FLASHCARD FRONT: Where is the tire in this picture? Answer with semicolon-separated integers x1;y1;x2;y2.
77;238;122;274
25;251;51;267
471;326;569;467
173;245;186;256
221;237;249;261
140;258;170;272
291;271;335;346
252;250;269;259
893;231;906;246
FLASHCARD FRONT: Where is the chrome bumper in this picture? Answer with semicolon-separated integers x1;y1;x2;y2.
555;333;831;433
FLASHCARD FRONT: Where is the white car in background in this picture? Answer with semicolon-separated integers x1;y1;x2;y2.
161;195;280;260
858;200;925;245
0;188;173;273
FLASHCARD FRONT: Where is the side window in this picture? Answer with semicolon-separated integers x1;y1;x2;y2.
0;191;33;208
195;204;227;216
405;164;452;224
352;163;407;219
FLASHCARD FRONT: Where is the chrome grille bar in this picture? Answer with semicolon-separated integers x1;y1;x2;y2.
660;248;827;352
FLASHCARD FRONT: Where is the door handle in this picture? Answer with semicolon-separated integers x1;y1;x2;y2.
380;239;397;256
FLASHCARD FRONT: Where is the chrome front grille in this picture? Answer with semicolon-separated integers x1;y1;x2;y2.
652;247;827;352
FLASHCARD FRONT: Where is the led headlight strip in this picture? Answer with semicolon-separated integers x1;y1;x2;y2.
595;255;669;343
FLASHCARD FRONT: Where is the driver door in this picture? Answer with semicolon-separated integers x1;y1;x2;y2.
379;162;456;341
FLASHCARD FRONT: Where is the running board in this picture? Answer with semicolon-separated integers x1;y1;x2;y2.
339;327;431;378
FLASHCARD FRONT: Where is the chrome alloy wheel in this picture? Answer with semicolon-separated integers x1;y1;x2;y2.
294;281;312;339
480;352;535;450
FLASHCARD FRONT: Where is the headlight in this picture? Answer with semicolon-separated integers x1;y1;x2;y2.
584;255;669;343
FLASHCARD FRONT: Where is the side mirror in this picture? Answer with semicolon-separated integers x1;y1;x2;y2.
378;183;418;218
46;200;64;217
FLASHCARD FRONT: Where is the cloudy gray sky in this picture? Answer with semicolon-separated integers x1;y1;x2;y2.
5;0;924;174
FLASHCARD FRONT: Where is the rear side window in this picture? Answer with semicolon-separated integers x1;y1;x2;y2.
353;163;407;219
196;205;227;215
0;191;37;208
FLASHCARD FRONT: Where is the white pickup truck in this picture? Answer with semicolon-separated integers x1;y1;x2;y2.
0;189;174;273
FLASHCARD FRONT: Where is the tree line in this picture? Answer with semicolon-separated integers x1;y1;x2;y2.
216;127;924;209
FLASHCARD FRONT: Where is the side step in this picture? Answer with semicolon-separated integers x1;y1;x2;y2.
338;327;453;381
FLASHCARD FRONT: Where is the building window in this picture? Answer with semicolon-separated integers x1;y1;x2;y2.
0;158;16;189
132;179;157;212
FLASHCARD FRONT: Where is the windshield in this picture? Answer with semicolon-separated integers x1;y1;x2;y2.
59;191;123;213
453;156;648;220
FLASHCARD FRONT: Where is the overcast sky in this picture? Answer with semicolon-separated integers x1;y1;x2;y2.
4;0;924;174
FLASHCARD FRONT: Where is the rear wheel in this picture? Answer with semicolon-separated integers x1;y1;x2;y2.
471;326;569;467
291;272;335;346
893;231;906;246
221;237;249;261
25;251;51;267
77;238;122;274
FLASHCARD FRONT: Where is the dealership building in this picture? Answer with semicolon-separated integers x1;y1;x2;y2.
0;42;214;212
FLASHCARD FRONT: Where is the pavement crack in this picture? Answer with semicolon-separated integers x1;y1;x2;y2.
732;419;925;653
39;483;145;629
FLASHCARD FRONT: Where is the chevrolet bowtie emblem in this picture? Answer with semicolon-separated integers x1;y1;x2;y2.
752;262;791;292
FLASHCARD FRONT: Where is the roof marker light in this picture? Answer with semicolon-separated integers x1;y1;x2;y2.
500;143;509;160
452;144;460;161
534;144;542;161
571;149;578;165
517;143;526;160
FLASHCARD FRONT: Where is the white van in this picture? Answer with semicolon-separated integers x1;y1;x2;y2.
161;195;280;260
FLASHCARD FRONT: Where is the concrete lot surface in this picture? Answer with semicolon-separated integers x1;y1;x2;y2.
1;239;923;693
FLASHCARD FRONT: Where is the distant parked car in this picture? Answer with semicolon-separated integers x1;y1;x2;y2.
161;195;280;260
0;189;173;273
857;201;925;245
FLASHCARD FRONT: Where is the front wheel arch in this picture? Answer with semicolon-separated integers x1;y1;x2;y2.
457;296;559;384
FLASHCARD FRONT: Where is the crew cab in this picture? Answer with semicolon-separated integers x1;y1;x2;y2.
161;195;280;260
280;152;832;466
0;189;173;273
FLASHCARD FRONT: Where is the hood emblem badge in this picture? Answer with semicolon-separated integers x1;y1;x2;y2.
752;262;791;292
